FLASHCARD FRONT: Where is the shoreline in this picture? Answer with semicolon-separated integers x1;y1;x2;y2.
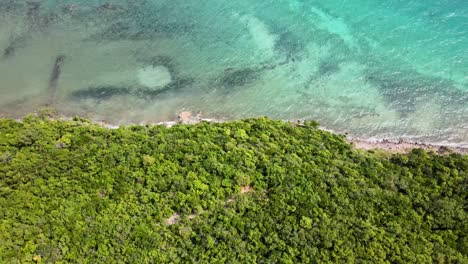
174;112;468;154
8;110;468;155
347;137;468;155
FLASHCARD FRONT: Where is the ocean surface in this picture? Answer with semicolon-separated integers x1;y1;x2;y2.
0;0;467;143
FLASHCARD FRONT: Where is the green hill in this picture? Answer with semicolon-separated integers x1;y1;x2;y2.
0;115;466;263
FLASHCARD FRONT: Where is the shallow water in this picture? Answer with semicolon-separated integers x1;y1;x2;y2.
0;0;467;143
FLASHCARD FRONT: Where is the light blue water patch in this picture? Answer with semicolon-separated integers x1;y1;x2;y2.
0;0;466;143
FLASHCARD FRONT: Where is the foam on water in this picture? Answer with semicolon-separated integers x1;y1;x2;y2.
0;0;466;143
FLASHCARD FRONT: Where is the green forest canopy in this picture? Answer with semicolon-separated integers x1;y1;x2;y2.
0;114;467;263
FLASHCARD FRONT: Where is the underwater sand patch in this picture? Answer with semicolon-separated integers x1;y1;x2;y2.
138;65;172;89
239;14;277;58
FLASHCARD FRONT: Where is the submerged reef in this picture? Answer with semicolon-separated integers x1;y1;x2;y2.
86;15;194;42
318;60;341;76
47;55;66;105
70;78;193;102
365;68;468;118
1;1;60;60
220;68;259;89
70;86;131;101
2;36;27;59
274;30;306;61
0;0;466;145
70;54;193;102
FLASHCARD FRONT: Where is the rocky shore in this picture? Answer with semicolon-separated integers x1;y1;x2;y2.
348;137;468;155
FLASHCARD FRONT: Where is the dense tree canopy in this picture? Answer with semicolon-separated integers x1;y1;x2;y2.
0;115;467;263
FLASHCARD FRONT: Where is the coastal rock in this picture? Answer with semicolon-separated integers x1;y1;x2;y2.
437;146;452;154
178;111;199;124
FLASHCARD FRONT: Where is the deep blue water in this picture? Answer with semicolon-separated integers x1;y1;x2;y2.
0;0;466;143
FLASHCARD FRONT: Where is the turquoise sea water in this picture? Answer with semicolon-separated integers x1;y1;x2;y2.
0;0;467;143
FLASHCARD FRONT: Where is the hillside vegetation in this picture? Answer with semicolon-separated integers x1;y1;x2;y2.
0;115;467;263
